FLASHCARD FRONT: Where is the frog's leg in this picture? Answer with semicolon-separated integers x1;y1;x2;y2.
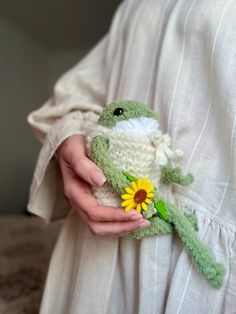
166;202;225;288
128;216;174;239
91;135;128;194
161;166;194;186
184;213;198;230
129;212;197;239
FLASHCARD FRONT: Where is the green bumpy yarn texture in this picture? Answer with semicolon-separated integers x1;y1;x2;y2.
131;202;225;288
91;135;129;194
98;100;159;129
161;166;194;186
90;100;225;289
129;212;198;239
166;202;225;288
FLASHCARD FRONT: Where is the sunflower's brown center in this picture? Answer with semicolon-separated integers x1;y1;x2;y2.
134;189;147;204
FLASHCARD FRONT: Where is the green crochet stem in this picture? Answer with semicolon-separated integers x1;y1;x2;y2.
91;135;225;288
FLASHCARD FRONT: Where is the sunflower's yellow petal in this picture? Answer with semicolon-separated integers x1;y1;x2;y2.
136;179;142;189
125;206;131;212
141;202;147;211
121;194;134;200
131;181;138;191
125;187;135;194
136;204;141;212
143;177;150;184
121;199;133;207
147;193;155;198
125;202;136;212
141;181;148;190
145;198;153;204
146;181;153;188
146;186;155;193
141;177;146;184
143;179;153;190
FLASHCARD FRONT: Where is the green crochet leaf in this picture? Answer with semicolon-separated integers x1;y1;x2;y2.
154;200;168;220
122;171;138;182
122;171;156;190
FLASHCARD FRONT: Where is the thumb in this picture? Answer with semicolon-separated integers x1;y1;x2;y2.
57;134;107;187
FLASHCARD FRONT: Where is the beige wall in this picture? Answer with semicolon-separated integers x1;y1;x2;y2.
0;16;90;215
48;48;88;91
0;17;48;214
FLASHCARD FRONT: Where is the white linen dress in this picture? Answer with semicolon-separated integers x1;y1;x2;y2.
27;0;236;313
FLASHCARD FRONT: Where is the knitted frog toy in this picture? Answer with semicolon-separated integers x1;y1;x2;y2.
88;100;225;288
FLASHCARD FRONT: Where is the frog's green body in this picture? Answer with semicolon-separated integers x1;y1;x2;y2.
90;100;224;288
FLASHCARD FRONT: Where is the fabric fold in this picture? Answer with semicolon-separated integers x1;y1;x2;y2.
27;111;99;222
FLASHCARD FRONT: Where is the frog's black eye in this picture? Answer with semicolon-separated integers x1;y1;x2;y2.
113;107;124;116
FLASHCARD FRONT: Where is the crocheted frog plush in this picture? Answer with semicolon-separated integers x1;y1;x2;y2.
88;100;225;288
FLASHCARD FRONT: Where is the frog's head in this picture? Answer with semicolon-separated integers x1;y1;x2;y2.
98;100;159;128
98;100;160;138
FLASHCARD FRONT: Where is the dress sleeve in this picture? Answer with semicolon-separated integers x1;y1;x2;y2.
27;1;127;222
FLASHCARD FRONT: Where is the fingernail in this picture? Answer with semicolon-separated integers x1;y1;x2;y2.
139;220;150;228
90;170;107;187
130;213;143;220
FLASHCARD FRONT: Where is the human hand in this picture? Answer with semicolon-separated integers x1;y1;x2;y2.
56;134;150;236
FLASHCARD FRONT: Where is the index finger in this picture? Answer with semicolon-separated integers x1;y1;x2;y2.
89;204;143;222
65;169;143;222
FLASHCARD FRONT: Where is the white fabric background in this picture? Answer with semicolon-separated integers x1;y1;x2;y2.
28;0;236;313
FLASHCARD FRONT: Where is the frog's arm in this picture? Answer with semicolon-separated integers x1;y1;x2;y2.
161;166;194;186
90;135;128;194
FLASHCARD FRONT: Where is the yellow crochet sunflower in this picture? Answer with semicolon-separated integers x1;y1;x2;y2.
121;178;155;212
